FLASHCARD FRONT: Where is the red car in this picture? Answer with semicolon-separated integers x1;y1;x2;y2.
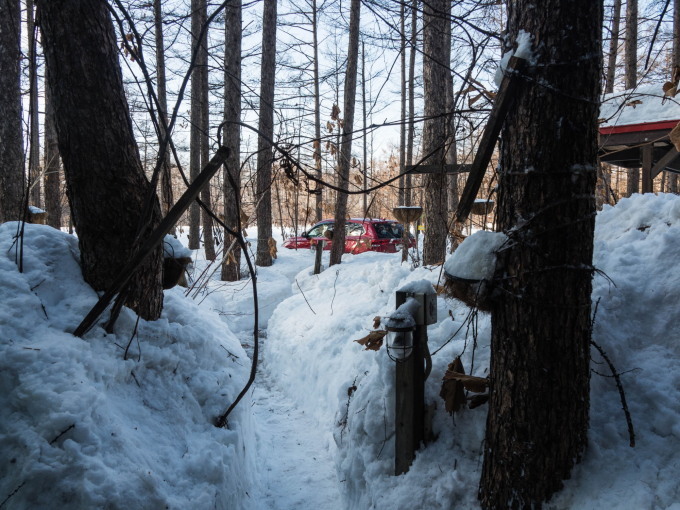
282;218;416;254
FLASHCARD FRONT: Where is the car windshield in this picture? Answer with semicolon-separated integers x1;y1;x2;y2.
374;222;403;239
307;223;332;237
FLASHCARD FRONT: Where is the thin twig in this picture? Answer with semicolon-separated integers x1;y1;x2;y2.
295;279;316;315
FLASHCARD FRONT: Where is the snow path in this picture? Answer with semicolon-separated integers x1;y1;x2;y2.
249;345;344;510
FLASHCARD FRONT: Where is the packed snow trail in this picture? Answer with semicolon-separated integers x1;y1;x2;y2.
249;340;344;510
202;242;345;509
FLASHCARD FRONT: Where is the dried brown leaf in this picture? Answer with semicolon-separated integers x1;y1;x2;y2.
354;330;387;351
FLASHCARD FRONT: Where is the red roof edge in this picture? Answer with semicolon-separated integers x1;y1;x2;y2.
600;120;679;135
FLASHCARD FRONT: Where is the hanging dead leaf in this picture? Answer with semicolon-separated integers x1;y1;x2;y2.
468;393;489;409
671;121;680;151
372;316;381;329
225;251;236;266
468;93;483;107
327;121;334;133
126;33;134;41
331;104;341;120
663;82;678;98
354;330;387;351
625;99;643;108
440;357;466;414
433;284;447;295
268;237;278;259
442;370;489;393
353;173;363;185
240;211;250;226
313;140;320;149
460;85;476;95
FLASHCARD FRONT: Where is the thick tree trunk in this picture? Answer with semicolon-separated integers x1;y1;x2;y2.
625;0;639;196
605;0;621;94
478;2;601;508
329;0;360;267
255;0;277;267
27;0;41;207
154;0;174;222
39;0;164;320
421;0;449;265
0;0;24;222
399;0;406;206
44;71;62;229
446;70;460;252
188;0;203;250
221;0;242;282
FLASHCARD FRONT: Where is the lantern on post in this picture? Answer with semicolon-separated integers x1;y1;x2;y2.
387;282;437;475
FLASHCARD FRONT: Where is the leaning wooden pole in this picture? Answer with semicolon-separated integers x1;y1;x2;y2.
73;147;230;337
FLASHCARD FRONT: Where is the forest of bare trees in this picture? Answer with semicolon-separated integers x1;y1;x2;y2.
2;0;680;507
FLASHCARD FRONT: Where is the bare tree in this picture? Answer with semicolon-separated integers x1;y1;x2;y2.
625;0;639;196
479;1;602;507
154;0;174;221
39;0;164;320
188;0;203;250
44;69;62;229
421;0;449;265
605;0;622;94
329;0;361;267
27;0;41;207
255;0;277;267
669;0;680;193
221;0;242;281
0;0;24;222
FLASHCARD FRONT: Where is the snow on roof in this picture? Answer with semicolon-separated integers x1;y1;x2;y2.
600;84;680;129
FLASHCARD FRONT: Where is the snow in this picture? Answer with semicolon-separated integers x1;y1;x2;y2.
494;29;535;87
2;193;680;509
600;84;680;127
443;230;508;281
163;234;193;259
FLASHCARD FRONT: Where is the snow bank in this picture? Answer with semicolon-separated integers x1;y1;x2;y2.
443;230;507;281
266;193;680;509
0;223;255;510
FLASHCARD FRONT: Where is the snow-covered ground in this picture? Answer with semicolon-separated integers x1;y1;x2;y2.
2;193;680;509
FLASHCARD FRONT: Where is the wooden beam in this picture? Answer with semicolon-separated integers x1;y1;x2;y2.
456;56;526;224
641;144;653;193
73;146;230;337
405;163;471;174
651;146;680;179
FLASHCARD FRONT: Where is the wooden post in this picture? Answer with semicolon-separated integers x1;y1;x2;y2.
641;144;653;193
313;240;324;274
395;291;426;475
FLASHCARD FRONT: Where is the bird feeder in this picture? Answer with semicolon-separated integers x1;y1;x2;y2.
393;206;422;263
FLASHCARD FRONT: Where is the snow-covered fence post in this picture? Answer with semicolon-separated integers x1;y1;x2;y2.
385;282;437;475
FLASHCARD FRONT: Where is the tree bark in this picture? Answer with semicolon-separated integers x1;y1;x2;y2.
399;0;406;206
669;0;680;194
0;0;24;222
39;0;164;320
27;0;41;207
329;0;360;267
154;0;174;222
421;0;449;265
221;0;242;281
405;0;417;208
44;69;62;229
478;2;601;508
196;0;215;260
625;0;639;196
312;0;323;222
255;0;277;267
189;0;202;249
605;0;621;94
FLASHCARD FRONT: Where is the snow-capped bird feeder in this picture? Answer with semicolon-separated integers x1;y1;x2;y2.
388;281;437;475
393;206;422;262
443;230;507;311
470;198;494;216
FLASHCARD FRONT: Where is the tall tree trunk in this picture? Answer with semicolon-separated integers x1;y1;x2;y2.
255;0;277;267
362;38;368;217
312;0;323;222
421;0;449;265
478;1;601;507
329;0;360;267
625;0;639;196
221;0;242;281
189;0;202;249
0;0;24;222
446;70;460;252
405;0;417;208
39;0;164;320
44;69;62;229
154;0;174;222
27;0;41;207
398;0;406;206
605;0;622;94
197;0;215;261
669;0;680;194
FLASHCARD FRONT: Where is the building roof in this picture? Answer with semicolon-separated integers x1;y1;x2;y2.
600;84;680;135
